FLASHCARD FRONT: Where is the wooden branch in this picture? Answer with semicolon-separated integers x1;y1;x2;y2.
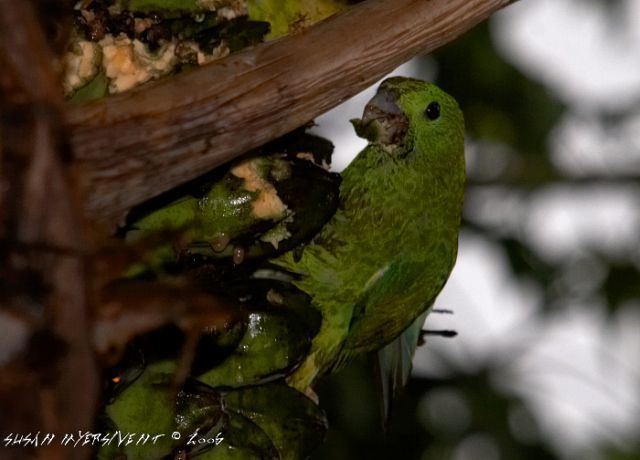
66;0;515;227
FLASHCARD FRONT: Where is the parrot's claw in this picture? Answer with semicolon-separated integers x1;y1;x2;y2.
431;308;454;314
304;386;320;405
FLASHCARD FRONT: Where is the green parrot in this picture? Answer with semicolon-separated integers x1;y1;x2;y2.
272;77;466;390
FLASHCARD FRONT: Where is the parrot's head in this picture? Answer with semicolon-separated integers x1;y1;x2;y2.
351;77;465;163
350;78;466;227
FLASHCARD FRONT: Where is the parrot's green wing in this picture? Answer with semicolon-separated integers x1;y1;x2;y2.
375;309;429;425
334;259;432;423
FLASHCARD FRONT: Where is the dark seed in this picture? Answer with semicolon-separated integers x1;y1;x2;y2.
175;41;199;65
87;22;106;41
109;11;136;38
141;24;172;50
233;246;245;265
148;11;163;24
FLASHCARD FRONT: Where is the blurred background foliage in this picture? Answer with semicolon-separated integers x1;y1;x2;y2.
311;1;640;459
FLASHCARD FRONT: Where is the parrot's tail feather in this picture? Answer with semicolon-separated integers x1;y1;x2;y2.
374;310;429;429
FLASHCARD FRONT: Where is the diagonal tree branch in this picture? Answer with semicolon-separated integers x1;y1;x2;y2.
66;0;515;227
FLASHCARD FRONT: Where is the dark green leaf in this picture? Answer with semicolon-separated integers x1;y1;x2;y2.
224;383;328;460
198;309;311;388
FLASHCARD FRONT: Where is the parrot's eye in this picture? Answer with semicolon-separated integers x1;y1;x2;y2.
425;102;441;120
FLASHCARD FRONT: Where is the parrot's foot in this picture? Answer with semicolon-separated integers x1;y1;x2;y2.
304;386;319;405
286;352;318;392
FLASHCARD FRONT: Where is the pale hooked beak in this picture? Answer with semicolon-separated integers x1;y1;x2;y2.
350;88;409;148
